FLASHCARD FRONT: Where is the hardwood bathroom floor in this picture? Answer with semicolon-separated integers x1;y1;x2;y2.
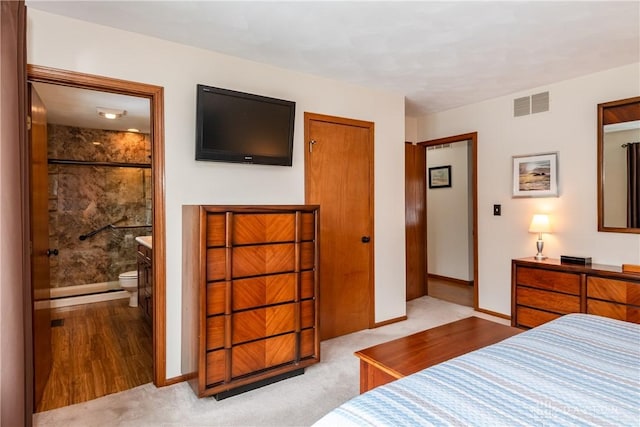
428;277;474;307
37;299;153;412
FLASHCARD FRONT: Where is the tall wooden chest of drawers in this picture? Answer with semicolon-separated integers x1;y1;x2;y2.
182;205;320;399
512;258;640;328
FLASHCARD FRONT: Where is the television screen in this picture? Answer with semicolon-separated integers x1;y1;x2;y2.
195;84;295;166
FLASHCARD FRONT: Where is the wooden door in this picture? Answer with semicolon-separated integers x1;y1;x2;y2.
405;143;427;300
305;113;374;340
29;84;52;408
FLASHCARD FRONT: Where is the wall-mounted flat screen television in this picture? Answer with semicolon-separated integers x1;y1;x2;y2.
195;84;295;166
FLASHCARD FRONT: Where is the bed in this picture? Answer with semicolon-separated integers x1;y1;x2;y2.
313;314;639;426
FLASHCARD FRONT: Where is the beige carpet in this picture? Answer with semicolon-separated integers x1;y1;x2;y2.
33;296;509;427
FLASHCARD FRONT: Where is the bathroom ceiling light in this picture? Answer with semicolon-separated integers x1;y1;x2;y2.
97;107;126;120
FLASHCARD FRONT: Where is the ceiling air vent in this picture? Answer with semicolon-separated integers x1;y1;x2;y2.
531;91;550;114
514;96;531;117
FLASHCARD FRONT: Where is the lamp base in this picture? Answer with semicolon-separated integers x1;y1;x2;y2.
534;238;546;260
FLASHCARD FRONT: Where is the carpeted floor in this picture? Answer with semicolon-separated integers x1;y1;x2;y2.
33;296;509;427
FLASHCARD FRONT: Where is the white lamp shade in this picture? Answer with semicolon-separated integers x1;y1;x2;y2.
529;214;551;233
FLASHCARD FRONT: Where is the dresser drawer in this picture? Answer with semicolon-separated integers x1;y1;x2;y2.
301;242;315;270
232;273;295;311
516;267;581;295
206;248;226;282
206;315;225;350
232;243;295;278
587;277;640;306
206;213;226;247
587;299;640;323
233;213;295;244
300;270;315;299
300;212;316;241
232;304;296;344
516;306;562;328
300;299;315;329
300;328;316;359
516;286;580;314
231;333;296;378
206;349;225;386
206;282;226;315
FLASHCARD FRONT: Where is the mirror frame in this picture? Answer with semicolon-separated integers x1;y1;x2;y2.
597;96;640;234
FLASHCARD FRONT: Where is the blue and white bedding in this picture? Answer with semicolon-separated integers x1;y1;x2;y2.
313;314;639;426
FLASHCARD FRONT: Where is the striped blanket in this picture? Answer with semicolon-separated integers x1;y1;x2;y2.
313;314;639;426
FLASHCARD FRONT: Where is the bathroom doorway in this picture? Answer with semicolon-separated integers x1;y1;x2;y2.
26;65;166;410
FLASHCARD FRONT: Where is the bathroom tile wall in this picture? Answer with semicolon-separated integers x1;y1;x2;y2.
48;124;152;288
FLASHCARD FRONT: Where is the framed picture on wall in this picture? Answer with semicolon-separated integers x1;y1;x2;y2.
428;165;452;188
512;152;558;197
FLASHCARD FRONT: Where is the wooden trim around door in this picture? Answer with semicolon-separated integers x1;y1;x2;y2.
304;112;376;330
26;65;167;386
419;132;478;310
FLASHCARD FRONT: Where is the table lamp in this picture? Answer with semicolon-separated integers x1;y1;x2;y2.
529;214;551;260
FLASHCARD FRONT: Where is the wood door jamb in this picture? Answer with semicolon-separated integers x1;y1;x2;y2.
25;64;167;387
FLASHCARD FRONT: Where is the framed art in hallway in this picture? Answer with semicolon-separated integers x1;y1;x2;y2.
428;165;452;188
512;152;558;198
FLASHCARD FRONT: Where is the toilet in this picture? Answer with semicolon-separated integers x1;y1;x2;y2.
119;270;138;307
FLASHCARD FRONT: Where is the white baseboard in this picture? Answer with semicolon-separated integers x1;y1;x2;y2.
39;281;130;309
50;280;122;298
49;290;129;308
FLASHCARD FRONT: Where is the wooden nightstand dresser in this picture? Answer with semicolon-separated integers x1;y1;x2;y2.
512;257;640;328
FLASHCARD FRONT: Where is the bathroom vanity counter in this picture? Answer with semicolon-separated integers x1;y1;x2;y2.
135;235;152;249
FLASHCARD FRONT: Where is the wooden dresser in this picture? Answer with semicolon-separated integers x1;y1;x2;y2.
182;205;320;399
512;257;640;328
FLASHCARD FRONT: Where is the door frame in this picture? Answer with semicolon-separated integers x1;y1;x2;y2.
303;112;376;332
418;132;478;310
25;65;168;387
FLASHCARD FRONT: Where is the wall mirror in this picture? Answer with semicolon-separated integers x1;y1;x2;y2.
598;96;640;233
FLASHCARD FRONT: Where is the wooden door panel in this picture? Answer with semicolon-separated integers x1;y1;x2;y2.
405;143;427;300
305;113;374;340
30;84;52;408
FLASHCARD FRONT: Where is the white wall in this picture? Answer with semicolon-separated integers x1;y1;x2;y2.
416;62;640;316
426;142;472;281
405;117;418;143
27;9;407;379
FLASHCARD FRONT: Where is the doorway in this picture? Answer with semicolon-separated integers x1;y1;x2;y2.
26;65;166;410
412;133;478;309
304;112;375;340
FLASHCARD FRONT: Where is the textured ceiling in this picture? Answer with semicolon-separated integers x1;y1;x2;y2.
27;1;640;116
